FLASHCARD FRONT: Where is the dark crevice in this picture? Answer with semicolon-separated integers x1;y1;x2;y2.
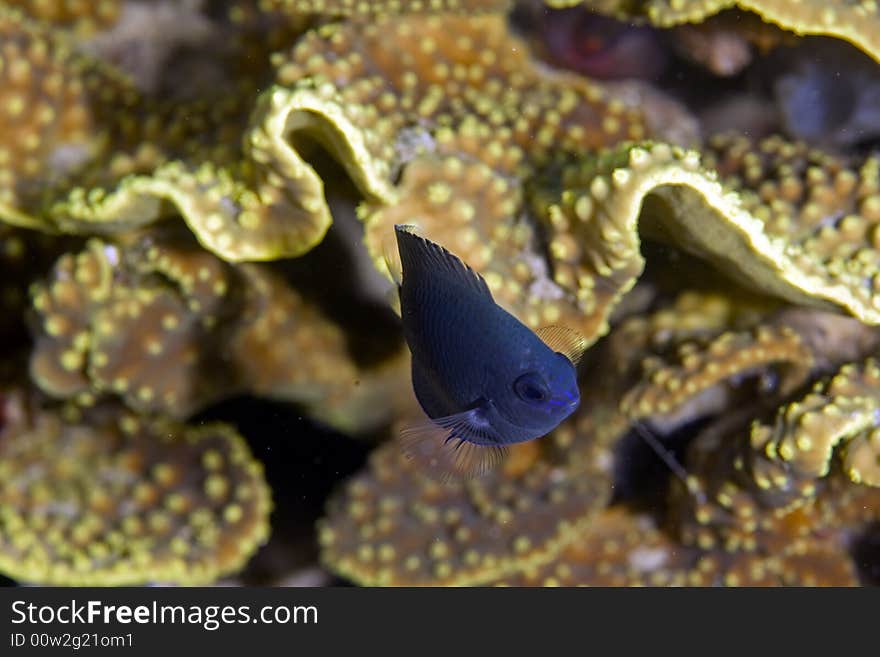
610;416;712;518
192;395;372;585
851;522;880;586
271;144;404;369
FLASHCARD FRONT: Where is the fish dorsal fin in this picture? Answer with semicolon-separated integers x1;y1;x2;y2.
394;224;492;299
535;325;589;365
385;286;402;317
382;236;403;287
381;234;404;315
399;407;508;482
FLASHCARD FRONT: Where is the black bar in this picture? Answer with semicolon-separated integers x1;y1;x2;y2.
0;587;873;654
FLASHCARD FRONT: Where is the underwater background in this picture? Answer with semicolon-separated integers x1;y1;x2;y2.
1;0;880;586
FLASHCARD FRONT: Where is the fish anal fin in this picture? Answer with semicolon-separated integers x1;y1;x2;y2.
394;224;492;300
535;325;589;365
398;408;508;481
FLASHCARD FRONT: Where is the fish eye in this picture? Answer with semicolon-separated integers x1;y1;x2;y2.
513;373;550;404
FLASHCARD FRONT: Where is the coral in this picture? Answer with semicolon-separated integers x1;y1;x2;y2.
747;359;880;493
546;1;880;64
0;6;114;232
30;236;238;415
0;390;272;585
2;0;880;587
771;39;880;151
611;302;880;439
270;12;646;331
503;475;874;586
501;508;689;586
78;0;219;94
5;6;643;265
318;421;613;585
228;261;414;433
7;0;121;34
621;325;814;421
536;136;880;351
321;290;880;586
610;302;880;507
534;8;669;80
270;11;646;175
662;424;880;586
261;0;511;15
0;5;325;261
29;230;410;432
625;342;880;586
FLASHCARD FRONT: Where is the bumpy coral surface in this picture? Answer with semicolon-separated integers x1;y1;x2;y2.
0;390;271;585
546;1;880;65
318;425;612;585
1;0;880;586
29;230;410;429
321;294;880;585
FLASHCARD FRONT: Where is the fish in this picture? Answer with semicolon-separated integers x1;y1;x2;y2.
392;224;587;479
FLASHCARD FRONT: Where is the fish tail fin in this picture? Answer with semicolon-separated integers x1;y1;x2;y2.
398;417;508;482
631;420;706;506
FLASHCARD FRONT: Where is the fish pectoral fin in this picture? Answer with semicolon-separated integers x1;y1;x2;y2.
398;408;508;481
535;325;589;365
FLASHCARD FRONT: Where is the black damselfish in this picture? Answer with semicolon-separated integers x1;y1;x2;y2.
393;224;587;478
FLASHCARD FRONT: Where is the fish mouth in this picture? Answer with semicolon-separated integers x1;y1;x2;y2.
549;392;579;411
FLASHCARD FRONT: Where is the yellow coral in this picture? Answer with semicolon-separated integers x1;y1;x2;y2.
7;0;121;34
0;6;326;261
269;13;646;330
261;0;511;15
749;359;880;492
501;509;690;586
547;0;880;64
322;291;880;585
1;0;879;588
622;325;813;420
29;231;411;432
30;237;236;415
319;426;612;585
0;392;272;585
540;137;880;350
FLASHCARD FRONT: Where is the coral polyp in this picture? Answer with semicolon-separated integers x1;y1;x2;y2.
0;0;878;585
